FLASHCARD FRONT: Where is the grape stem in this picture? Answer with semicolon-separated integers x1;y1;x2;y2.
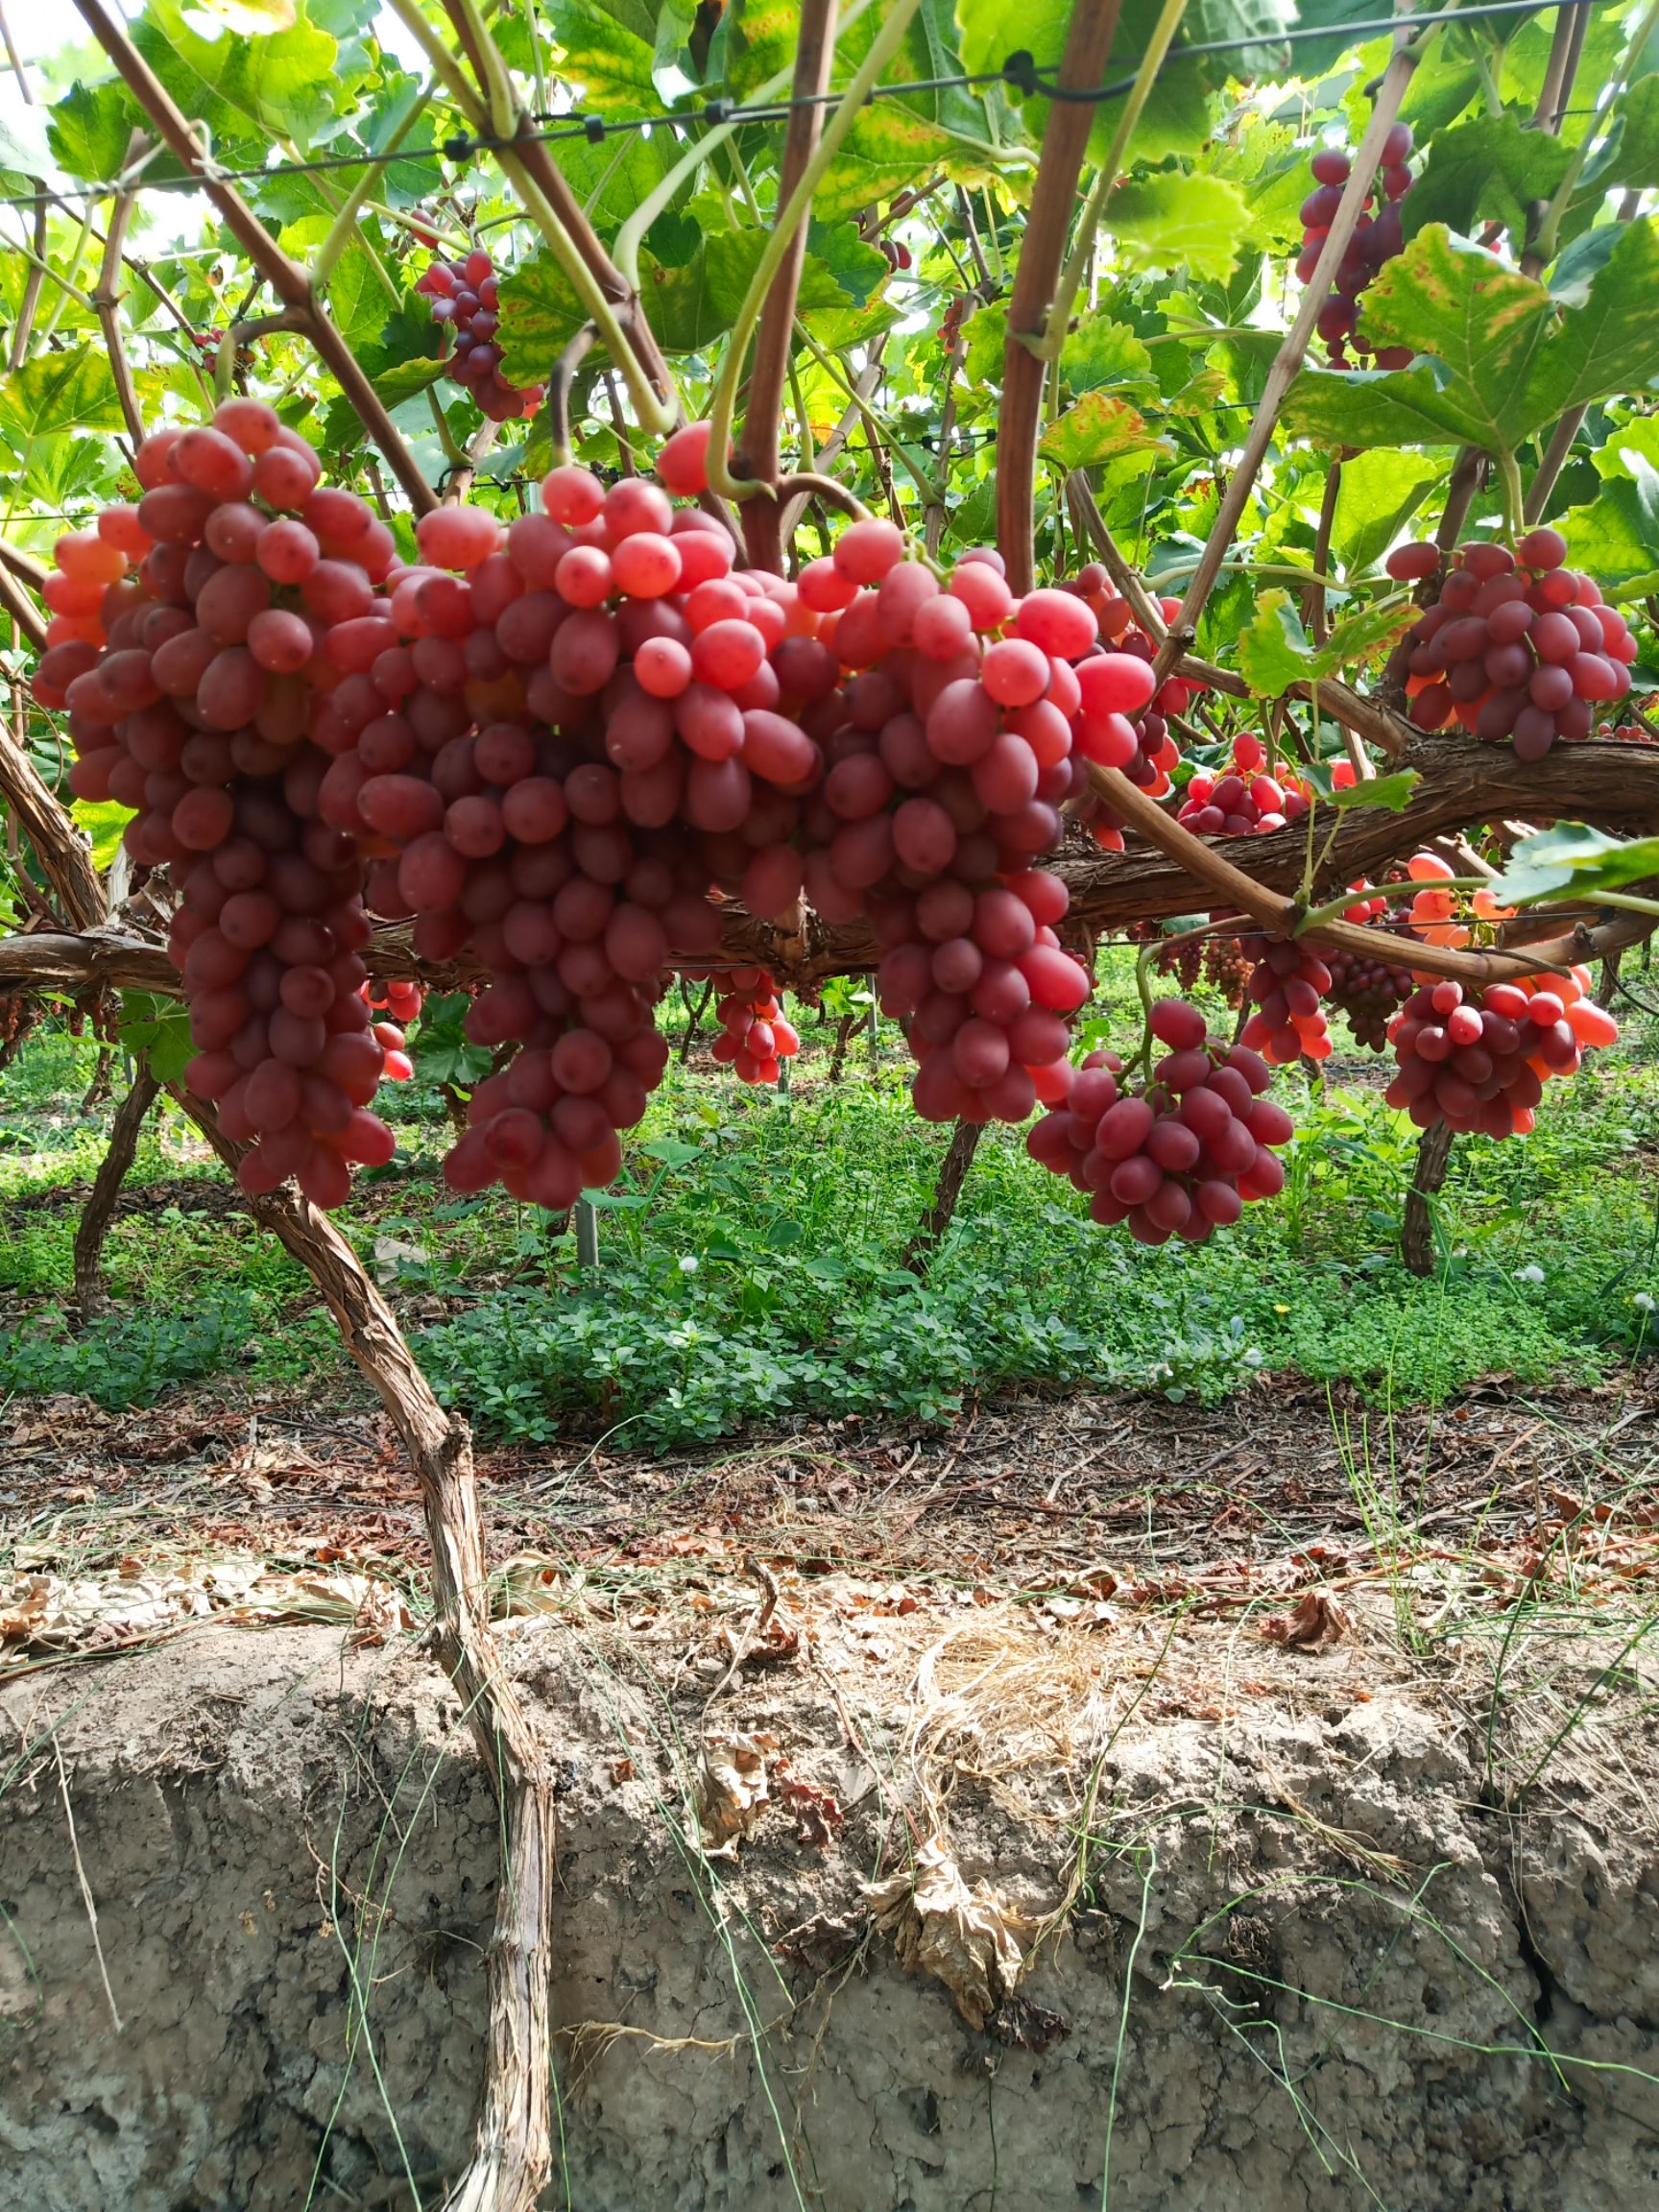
736;0;838;573
706;0;928;509
1040;0;1190;368
1292;878;1492;935
311;76;433;291
1151;36;1421;683
997;0;1125;592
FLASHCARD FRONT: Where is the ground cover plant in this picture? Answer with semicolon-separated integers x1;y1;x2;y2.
7;0;1659;2203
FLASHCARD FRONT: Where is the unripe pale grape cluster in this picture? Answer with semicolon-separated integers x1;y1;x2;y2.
36;401;409;1207
1390;530;1637;757
416;250;546;423
1297;126;1415;369
1386;968;1618;1136
1026;998;1293;1245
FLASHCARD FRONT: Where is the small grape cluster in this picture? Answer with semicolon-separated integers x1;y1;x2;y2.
1178;731;1311;837
1238;934;1334;1066
1202;932;1254;1007
1026;998;1293;1245
36;400;406;1207
1297;126;1415;368
415;250;545;423
709;968;801;1085
367;977;423;1076
1390;529;1636;757
1318;891;1415;1050
1385;968;1617;1136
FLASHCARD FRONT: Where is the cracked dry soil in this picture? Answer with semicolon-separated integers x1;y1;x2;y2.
2;1602;1657;2211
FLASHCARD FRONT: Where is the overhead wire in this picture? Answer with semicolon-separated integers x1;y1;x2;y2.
0;0;1622;211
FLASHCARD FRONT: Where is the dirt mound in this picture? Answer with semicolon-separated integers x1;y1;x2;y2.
4;1602;1656;2210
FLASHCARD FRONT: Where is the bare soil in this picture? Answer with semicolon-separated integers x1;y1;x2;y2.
4;1382;1659;2209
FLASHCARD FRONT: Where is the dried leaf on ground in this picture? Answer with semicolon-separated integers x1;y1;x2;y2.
1262;1588;1353;1651
773;1757;844;1848
0;1559;413;1667
861;1833;1028;2029
696;1731;779;1855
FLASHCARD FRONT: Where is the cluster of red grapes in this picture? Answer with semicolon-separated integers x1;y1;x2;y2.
1178;731;1311;837
709;968;801;1085
1025;998;1293;1245
415;250;545;424
1062;565;1194;851
1238;933;1334;1066
790;526;1095;1126
1386;968;1618;1137
36;401;408;1207
1297;126;1415;369
368;976;422;1077
1318;888;1415;1050
1390;530;1636;757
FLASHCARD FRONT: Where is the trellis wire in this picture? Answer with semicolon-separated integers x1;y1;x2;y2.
0;0;1616;211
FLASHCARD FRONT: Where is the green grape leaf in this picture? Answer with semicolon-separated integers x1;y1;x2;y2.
116;991;195;1084
1237;586;1413;695
1060;315;1157;397
1402;112;1575;244
495;253;589;386
544;0;658;105
47;81;141;183
0;349;125;458
1556;466;1659;585
132;0;350;152
1108;177;1255;283
1329;448;1442;577
70;800;134;871
1038;392;1172;471
1330;770;1421;812
1494;822;1659;906
1286;222;1659;456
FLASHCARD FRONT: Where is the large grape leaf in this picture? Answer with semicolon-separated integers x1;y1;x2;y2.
1329;448;1442;576
544;112;689;235
46;81;141;182
1109;177;1254;283
1238;587;1415;696
1284;222;1659;456
132;0;352;151
1038;393;1171;470
1402;112;1574;244
1060;316;1157;397
1495;823;1659;906
544;0;658;105
496;255;589;386
0;350;125;459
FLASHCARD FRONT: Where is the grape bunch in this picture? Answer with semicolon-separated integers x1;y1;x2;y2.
1317;890;1415;1050
1060;565;1196;851
1144;925;1203;994
1385;968;1618;1137
1202;933;1254;1007
368;977;423;1076
709;968;801;1086
1238;934;1334;1066
415;250;545;423
1390;529;1637;757
1026;998;1293;1245
1178;731;1311;836
35;401;405;1207
1297;126;1415;368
